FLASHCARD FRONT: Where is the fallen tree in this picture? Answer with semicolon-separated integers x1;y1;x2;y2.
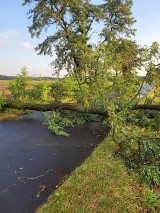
4;100;160;115
133;104;160;111
4;101;108;116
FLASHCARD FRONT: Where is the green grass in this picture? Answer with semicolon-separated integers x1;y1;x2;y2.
36;136;160;213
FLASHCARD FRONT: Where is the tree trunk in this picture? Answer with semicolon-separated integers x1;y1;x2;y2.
133;104;160;111
4;101;160;115
4;101;108;116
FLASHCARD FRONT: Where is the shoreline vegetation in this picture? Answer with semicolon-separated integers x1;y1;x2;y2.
1;0;159;210
0;77;159;212
1;0;160;211
1;109;159;212
36;136;160;213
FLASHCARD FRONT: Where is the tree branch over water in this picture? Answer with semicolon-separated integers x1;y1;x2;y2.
4;101;108;115
4;101;160;115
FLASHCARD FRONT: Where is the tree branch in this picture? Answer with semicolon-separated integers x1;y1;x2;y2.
133;104;160;111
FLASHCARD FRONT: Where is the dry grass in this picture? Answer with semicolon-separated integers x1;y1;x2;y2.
0;80;11;95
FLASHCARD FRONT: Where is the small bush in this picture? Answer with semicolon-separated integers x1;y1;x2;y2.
8;67;30;99
0;96;6;111
30;81;50;102
49;81;67;103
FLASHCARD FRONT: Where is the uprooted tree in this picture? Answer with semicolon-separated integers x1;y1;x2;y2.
1;0;160;186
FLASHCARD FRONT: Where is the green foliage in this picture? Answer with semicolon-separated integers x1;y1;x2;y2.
21;0;160;189
49;81;67;103
0;96;6;111
23;0;135;80
101;0;136;41
43;111;71;137
8;68;51;102
87;77;112;111
143;190;160;212
29;80;50;102
52;76;89;105
8;67;30;100
132;110;160;131
43;110;98;136
107;106;160;186
62;77;81;103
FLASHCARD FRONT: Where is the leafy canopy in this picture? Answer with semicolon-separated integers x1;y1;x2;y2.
23;0;136;79
22;0;160;187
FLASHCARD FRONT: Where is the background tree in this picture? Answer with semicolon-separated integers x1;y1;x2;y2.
22;0;136;82
100;0;136;42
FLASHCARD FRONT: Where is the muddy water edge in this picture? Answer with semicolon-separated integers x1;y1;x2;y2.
0;112;107;213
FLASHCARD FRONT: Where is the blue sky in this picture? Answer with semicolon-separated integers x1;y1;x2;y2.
0;0;160;77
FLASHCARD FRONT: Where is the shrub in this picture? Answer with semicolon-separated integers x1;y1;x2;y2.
0;96;6;111
8;67;30;99
49;81;67;103
30;81;50;102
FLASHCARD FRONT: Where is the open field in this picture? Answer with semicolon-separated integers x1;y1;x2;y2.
0;80;10;95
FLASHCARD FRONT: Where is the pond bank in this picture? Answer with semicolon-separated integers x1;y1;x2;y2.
37;136;160;213
0;112;106;213
0;108;32;121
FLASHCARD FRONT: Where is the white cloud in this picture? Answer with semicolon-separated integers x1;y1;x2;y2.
23;42;32;49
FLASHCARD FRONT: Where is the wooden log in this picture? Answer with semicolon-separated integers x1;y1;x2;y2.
4;101;160;115
4;101;108;116
133;104;160;111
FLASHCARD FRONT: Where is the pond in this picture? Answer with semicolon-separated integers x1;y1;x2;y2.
0;112;106;213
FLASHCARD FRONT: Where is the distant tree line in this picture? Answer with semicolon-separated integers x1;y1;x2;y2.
0;75;57;81
0;75;15;80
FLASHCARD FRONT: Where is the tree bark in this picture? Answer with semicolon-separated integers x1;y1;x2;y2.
133;104;160;111
4;101;108;116
4;101;160;115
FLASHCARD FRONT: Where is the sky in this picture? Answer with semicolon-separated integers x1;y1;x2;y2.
0;0;160;77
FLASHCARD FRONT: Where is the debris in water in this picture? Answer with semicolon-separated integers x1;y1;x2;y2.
36;184;50;198
18;168;54;183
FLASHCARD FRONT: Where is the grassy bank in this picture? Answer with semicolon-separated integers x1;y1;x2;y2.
0;108;32;121
37;136;160;213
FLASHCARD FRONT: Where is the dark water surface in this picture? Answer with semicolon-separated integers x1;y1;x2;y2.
0;112;106;213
